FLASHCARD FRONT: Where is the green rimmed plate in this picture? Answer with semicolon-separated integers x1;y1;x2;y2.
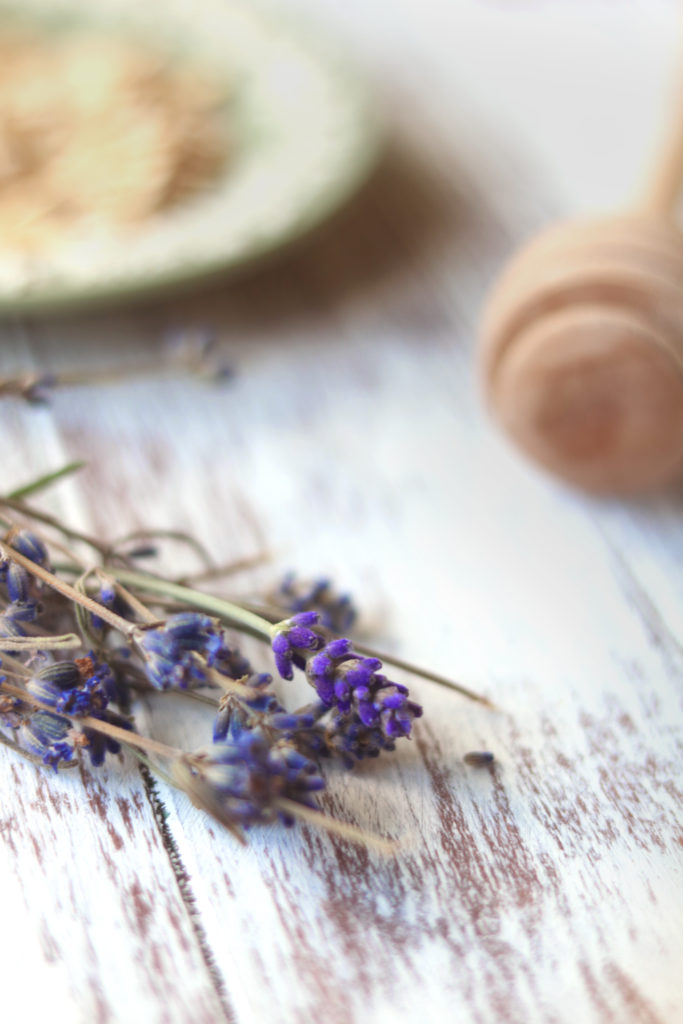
0;0;382;313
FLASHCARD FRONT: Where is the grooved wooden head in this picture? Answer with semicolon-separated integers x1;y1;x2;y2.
479;216;683;493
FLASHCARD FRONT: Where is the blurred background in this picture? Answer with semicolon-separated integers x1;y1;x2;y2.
1;8;682;1023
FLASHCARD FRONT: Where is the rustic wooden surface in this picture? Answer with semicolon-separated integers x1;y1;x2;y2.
1;2;682;1022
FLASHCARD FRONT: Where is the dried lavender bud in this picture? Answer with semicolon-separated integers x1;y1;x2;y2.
138;612;254;691
204;634;252;680
137;613;213;690
306;639;423;742
212;675;277;742
271;612;324;680
5;563;30;603
463;750;495;767
0;600;39;643
21;374;57;404
21;711;75;769
20;650;131;769
271;573;357;634
34;661;81;691
323;712;398;767
126;545;158;559
179;727;325;830
11;530;49;567
0;530;50;602
27;657;116;717
83;709;133;767
0;691;24;729
89;581;130;631
213;684;318;746
20;706;130;770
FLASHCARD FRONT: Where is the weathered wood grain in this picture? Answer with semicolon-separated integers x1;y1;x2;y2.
1;2;682;1022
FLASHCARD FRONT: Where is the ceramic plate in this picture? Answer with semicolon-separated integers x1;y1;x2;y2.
0;0;381;313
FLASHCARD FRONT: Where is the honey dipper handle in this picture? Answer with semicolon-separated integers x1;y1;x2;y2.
638;85;683;216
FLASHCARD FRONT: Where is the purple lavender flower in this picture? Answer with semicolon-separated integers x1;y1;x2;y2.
0;530;50;603
271;573;357;634
137;613;213;689
213;683;318;745
27;656;115;716
270;612;324;680
22;656;130;767
138;613;253;691
306;640;423;742
324;712;398;767
21;711;75;769
179;726;325;830
11;530;49;567
270;614;423;750
0;600;39;645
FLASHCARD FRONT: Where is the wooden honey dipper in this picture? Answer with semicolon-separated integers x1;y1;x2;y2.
478;86;683;494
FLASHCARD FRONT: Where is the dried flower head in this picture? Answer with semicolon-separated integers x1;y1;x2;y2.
173;727;325;835
270;615;423;748
271;573;356;633
0;467;491;848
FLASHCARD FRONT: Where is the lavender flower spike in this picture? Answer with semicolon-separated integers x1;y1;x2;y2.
138;613;254;690
175;727;325;832
269;611;423;754
0;529;50;603
306;640;423;743
270;612;324;680
271;573;357;633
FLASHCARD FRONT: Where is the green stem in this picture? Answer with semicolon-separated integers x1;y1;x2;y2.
105;570;496;706
6;461;86;501
351;642;497;708
0;497;107;554
106;568;273;641
236;600;496;707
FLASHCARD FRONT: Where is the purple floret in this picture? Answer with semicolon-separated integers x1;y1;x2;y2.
186;725;325;829
270;612;324;680
138;613;253;691
306;641;423;743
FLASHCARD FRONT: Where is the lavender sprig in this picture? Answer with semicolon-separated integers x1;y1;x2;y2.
0;484;494;849
269;573;356;633
270;614;423;750
175;728;325;830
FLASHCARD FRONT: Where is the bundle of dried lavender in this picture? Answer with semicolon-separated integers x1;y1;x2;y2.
0;465;492;851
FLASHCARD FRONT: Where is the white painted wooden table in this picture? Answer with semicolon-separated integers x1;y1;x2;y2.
1;2;682;1022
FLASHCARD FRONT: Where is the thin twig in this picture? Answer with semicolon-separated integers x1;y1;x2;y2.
176;551;273;586
0;542;136;635
103;528;214;570
105;568;273;642
0;633;82;651
0;678;181;760
235;600;496;707
6;462;86;501
0;497;107;554
0;343;231;403
275;798;398;855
